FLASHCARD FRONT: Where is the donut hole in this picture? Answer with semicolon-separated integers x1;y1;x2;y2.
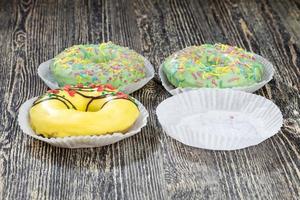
78;46;113;64
85;98;110;112
90;54;111;64
203;53;234;68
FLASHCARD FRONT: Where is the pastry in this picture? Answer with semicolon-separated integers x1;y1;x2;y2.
29;84;140;138
50;42;146;88
162;44;264;88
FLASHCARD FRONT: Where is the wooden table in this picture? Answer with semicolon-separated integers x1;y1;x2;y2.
1;0;299;199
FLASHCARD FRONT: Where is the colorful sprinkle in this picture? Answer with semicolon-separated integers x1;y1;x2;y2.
48;89;59;94
50;42;146;89
162;44;264;88
67;90;76;97
105;84;115;90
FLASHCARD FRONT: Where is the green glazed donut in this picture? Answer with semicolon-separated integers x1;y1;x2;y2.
162;44;264;88
50;42;146;88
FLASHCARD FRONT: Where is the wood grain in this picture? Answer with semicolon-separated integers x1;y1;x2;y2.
0;0;299;199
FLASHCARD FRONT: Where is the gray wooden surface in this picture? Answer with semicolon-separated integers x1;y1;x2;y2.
0;0;299;199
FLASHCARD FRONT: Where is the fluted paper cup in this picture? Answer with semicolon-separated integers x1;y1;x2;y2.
18;97;149;148
156;89;283;150
159;54;275;95
38;57;155;94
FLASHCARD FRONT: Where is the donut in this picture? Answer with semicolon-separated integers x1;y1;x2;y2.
50;42;146;89
29;84;140;138
162;44;264;88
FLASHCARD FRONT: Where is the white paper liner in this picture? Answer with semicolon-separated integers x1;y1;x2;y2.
156;89;283;150
38;58;155;94
159;54;275;95
18;97;149;148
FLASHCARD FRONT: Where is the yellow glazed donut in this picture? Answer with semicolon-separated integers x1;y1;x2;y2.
29;84;140;138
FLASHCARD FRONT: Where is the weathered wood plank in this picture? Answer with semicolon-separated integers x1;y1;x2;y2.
0;0;299;199
159;0;300;199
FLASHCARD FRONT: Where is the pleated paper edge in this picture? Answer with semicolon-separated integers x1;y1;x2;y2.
156;89;283;150
18;97;149;148
38;57;155;94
